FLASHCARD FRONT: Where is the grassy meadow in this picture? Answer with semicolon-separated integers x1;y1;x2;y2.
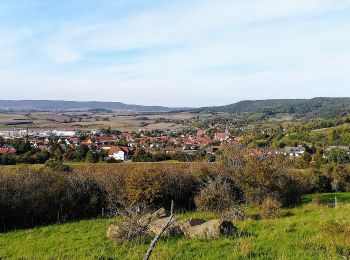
1;196;350;260
301;192;350;204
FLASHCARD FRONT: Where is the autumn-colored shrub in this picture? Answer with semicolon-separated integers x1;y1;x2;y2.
74;163;200;212
331;165;350;192
0;154;316;232
194;176;236;212
259;197;282;219
0;167;106;231
125;166;166;207
235;156;302;206
220;207;246;221
107;217;150;244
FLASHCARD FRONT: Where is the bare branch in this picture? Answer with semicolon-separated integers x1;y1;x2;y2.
144;201;175;260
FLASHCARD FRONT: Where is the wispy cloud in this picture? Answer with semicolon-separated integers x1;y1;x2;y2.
44;0;350;61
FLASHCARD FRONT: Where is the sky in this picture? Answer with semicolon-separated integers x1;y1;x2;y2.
0;0;350;107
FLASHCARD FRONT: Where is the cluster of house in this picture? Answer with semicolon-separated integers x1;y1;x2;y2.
247;146;307;157
77;130;243;161
0;129;79;139
2;127;350;162
0;128;241;161
248;145;350;159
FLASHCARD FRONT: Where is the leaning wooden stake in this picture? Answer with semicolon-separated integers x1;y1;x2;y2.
144;201;176;260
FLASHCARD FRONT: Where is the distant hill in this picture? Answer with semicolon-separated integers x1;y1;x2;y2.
199;97;350;117
0;100;185;112
2;98;350;116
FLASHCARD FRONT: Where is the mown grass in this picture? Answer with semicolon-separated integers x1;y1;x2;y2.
1;198;350;260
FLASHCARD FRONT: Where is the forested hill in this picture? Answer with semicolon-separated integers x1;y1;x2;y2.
0;100;183;112
199;97;350;117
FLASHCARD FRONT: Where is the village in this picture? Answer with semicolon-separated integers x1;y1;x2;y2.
0;125;348;163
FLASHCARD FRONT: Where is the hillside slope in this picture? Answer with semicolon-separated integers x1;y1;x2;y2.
200;97;350;117
1;201;349;259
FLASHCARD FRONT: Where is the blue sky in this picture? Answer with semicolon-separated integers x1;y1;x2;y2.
1;0;350;107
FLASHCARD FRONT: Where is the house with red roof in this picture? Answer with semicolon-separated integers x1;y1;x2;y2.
214;132;231;141
80;139;95;148
0;147;16;155
108;146;132;161
197;130;207;136
95;136;118;145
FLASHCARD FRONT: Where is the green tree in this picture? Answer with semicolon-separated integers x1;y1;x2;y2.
327;148;350;164
85;150;98;163
11;139;32;154
75;145;89;161
331;165;350;192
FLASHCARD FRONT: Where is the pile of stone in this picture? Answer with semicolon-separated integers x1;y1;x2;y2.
107;208;238;243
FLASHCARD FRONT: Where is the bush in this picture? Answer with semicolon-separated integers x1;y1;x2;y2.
327;148;350;164
0;154;17;165
259;197;282;219
162;170;199;210
85;151;98;163
0;151;51;165
107;217;149;244
331;165;350;192
125;166;166;207
315;173;332;193
105;157;122;163
220;207;246;221
194;176;236;213
44;159;71;172
0;168;106;231
235;156;302;206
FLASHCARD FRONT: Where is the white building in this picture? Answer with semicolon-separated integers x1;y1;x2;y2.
108;146;131;161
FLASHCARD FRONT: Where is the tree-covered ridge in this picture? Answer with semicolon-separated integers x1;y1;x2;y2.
0;100;187;112
200;97;350;117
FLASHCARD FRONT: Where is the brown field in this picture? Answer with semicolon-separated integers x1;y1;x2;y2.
0;111;204;132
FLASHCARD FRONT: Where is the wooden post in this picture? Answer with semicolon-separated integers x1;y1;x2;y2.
335;196;338;208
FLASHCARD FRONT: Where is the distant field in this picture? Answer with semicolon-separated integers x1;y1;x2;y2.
0;112;201;132
1;202;350;259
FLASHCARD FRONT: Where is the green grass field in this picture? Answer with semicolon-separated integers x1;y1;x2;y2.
301;192;350;204
1;195;350;260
